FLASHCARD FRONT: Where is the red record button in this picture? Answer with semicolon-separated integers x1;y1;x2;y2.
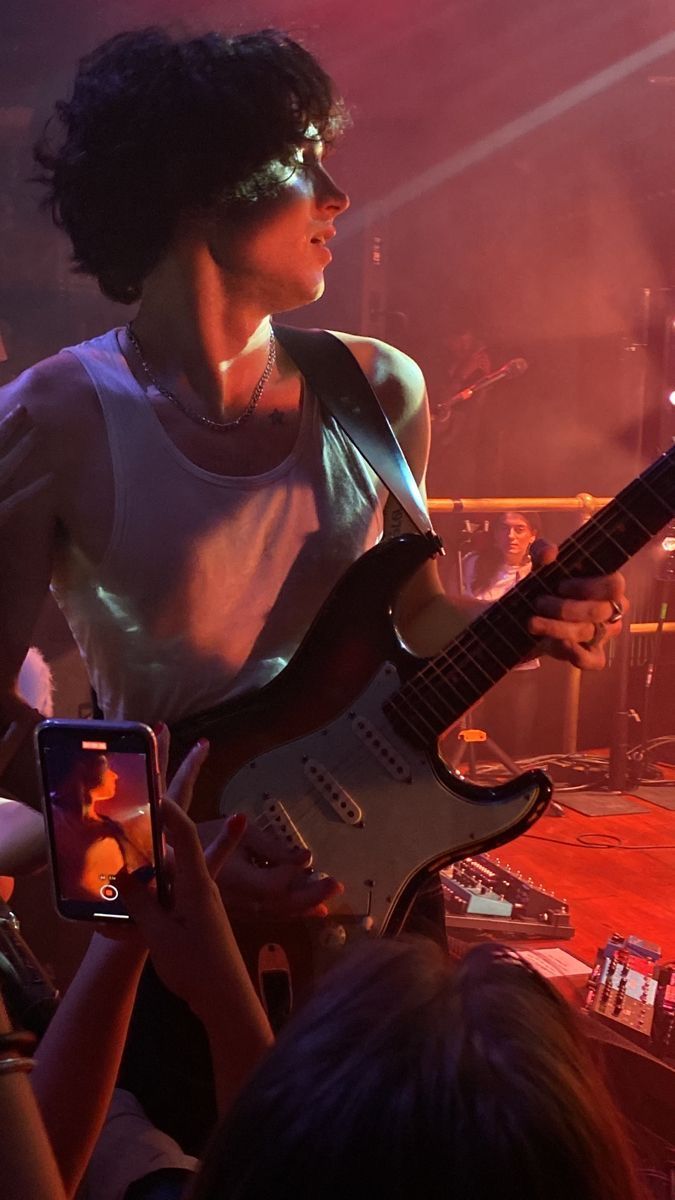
99;883;119;901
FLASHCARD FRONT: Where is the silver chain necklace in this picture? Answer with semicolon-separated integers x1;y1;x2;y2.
125;322;276;433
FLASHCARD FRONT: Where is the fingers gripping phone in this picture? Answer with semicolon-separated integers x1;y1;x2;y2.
35;720;168;922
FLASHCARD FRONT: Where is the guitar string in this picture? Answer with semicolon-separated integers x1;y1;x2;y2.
421;467;674;695
248;453;675;834
242;473;675;851
407;532;556;712
378;456;675;738
397;614;529;740
195;462;675;861
390;456;675;737
401;503;638;725
405;636;510;736
412;527;627;727
351;463;675;788
394;562;576;737
389;581;543;740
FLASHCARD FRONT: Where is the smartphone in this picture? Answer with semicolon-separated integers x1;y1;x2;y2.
35;719;167;922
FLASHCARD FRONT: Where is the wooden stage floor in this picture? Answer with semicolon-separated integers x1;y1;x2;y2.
476;776;675;971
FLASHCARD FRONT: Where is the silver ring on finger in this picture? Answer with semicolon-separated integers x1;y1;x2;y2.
607;599;624;625
584;621;607;650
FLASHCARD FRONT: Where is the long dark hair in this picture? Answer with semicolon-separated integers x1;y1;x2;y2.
190;939;645;1200
469;509;541;596
34;27;347;303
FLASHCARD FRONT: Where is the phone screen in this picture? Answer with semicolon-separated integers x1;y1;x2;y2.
37;721;164;921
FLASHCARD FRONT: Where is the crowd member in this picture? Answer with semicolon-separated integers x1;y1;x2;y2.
0;26;625;885
459;510;542;758
462;509;540;601
0;990;66;1200
0;733;647;1200
8;734;272;1200
191;937;646;1200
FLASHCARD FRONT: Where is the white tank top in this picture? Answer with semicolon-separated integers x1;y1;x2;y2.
51;329;385;723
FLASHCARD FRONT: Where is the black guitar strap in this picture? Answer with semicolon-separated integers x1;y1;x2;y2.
272;324;436;539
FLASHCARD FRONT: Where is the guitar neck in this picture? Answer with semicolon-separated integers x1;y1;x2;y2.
388;444;675;743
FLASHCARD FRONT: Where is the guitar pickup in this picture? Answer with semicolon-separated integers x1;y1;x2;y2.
259;798;310;853
304;759;363;825
350;714;412;782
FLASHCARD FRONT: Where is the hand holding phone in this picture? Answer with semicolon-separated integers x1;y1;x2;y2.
36;720;167;922
115;791;250;1015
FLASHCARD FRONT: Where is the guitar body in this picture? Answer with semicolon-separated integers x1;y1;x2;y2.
171;535;552;942
166;439;675;1006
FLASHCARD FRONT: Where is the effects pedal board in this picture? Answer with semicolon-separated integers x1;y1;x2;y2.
585;932;675;1059
440;855;574;940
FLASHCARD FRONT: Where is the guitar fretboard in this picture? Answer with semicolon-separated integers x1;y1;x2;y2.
385;444;675;744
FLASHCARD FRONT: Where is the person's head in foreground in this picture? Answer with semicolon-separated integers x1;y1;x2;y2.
191;938;644;1200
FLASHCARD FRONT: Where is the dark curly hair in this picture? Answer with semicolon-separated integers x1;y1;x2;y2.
34;27;347;303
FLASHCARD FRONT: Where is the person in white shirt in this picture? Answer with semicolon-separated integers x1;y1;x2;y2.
461;510;541;759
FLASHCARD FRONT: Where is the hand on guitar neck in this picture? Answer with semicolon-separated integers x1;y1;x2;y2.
526;538;627;670
396;537;626;669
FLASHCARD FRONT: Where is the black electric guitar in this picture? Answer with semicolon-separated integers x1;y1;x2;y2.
171;442;675;947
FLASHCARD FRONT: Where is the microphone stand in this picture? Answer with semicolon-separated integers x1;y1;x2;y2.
436;358;528;422
636;548;674;776
607;618;634;792
607;543;674;791
451;533;478;779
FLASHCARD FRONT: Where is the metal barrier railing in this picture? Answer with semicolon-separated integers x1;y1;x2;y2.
428;493;612;515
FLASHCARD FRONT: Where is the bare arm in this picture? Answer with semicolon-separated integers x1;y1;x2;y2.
337;333;628;668
0;355;107;832
0;796;47;875
0;995;67;1200
334;333;477;655
28;740;267;1193
118;775;274;1118
0;391;59;812
31;935;148;1199
32;741;272;1195
171;814;275;1120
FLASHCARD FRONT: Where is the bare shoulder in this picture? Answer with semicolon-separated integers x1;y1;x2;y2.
0;351;97;427
0;351;102;473
328;331;430;489
328;332;427;427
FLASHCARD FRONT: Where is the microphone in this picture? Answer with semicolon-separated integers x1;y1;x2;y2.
435;358;528;423
452;357;528;403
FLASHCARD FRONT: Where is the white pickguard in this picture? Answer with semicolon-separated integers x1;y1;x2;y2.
218;663;544;933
